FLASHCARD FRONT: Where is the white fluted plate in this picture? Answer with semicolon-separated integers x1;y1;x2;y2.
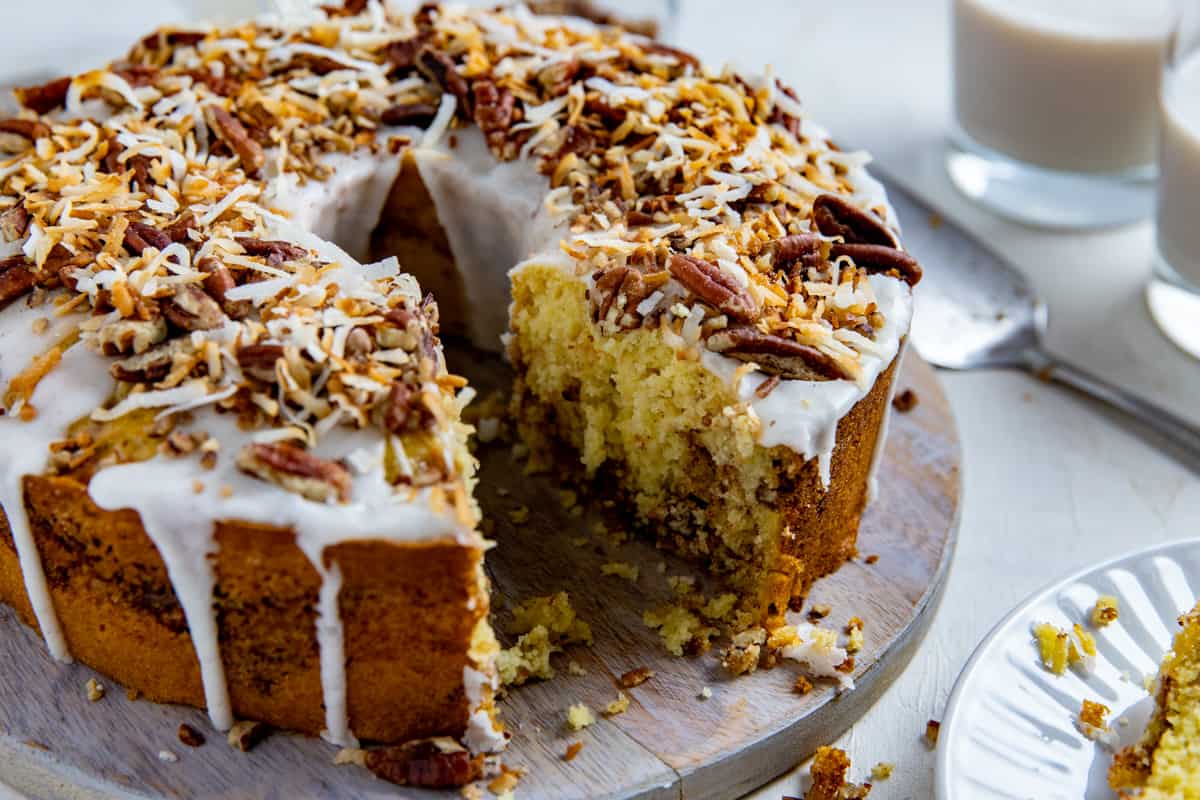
936;537;1200;800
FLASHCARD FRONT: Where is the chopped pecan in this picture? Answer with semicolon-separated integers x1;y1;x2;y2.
163;213;196;244
626;210;656;226
383;381;433;435
0;256;36;311
619;667;654;688
556;124;596;159
590;266;651;330
705;326;847;380
186;69;240;98
199;258;250;319
383;35;427;73
667;254;758;323
236;442;352;503
139;29;206;51
236;342;284;381
124;220;172;254
767;82;802;139
829;243;922;286
771;233;828;273
473;80;515;149
110;338;189;383
364;739;481;788
227;720;272;752
812;194;898;247
97;316;168;356
892;388;918;412
380;102;439;128
0;206;29;242
235;236;307;265
206;104;265;178
0;119;52;150
163;285;227;331
102;138;154;188
416;47;472;116
113;65;160;88
323;0;367;16
14;76;71;114
177;724;205;748
537;57;581;96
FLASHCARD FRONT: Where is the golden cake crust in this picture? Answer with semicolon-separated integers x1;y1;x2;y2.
0;475;488;743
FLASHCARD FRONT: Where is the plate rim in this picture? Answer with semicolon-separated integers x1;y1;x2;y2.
935;535;1200;800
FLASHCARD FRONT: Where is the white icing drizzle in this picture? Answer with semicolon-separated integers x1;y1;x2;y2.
865;343;908;505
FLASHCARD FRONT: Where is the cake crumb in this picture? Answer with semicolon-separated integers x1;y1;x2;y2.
487;766;522;795
807;603;832;621
31;317;49;335
566;703;595;730
699;686;713;700
604;692;630;716
219;484;233;498
192;479;205;494
871;762;894;780
507;505;529;523
1092;596;1119;627
892;388;918;412
601;561;639;581
924;719;940;748
567;659;587;676
619;666;654;688
158;750;178;763
227;720;271;752
1033;621;1094;675
700;592;738;621
722;627;766;675
805;746;870;799
864;554;879;564
643;603;717;656
85;678;105;702
177;723;205;748
563;740;583;761
569;536;588;547
846;627;864;653
794;675;814;695
126;688;140;701
334;747;367;766
1078;699;1117;747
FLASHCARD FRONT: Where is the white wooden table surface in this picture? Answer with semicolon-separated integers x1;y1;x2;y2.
3;2;1199;799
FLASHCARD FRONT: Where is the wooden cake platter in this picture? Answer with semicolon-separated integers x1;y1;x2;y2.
0;350;960;800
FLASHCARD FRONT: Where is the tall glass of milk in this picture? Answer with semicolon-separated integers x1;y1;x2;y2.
949;0;1173;228
1148;2;1200;360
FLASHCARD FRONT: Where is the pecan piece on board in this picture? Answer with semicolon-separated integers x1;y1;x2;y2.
705;325;847;380
364;739;481;788
811;194;898;248
206;104;265;178
667;254;758;322
14;76;71;114
380;102;439;128
0;256;36;311
163;285;227;331
236;442;352;503
473;80;515;150
382;381;434;435
235;236;307;266
829;243;922;286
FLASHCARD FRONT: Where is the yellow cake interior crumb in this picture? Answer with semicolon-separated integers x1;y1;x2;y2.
1093;595;1120;627
566;703;595;731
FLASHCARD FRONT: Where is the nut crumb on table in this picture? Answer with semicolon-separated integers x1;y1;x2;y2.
84;678;104;702
891;388;919;412
925;719;940;748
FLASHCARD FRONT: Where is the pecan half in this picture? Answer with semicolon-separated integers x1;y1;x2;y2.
771;233;828;273
0;205;29;242
590;266;651;331
812;194;898;248
705;326;847;380
364;739;481;788
206;104;265;178
383;35;427;73
236;342;284;381
537;57;581;96
0;256;36;311
380;102;439;128
113;65;160;88
163;285;227;331
0;119;51;151
235;236;307;265
236;443;352;503
97;316;168;356
14;77;71;115
139;29;206;51
829;243;922;286
124;220;172;254
199;258;250;319
416;47;472;116
101;139;153;189
163;213;196;243
186;69;240;98
667;254;758;322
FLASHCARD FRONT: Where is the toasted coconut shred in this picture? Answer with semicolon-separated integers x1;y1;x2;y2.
0;0;917;760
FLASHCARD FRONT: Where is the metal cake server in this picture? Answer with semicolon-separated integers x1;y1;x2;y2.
878;174;1200;467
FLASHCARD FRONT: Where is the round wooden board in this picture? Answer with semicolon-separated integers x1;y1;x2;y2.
0;351;960;800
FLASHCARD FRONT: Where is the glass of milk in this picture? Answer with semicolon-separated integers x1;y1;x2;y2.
1148;2;1200;360
948;0;1173;228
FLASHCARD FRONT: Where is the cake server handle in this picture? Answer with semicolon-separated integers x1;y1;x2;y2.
1024;347;1200;466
